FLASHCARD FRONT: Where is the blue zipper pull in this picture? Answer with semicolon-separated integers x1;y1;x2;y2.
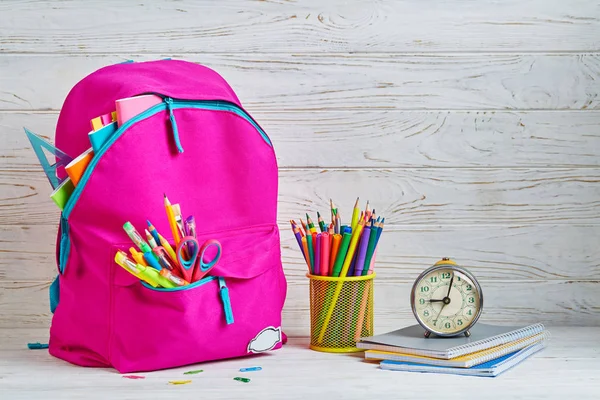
164;97;184;153
218;277;234;325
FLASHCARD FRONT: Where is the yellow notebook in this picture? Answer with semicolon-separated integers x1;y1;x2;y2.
365;332;548;368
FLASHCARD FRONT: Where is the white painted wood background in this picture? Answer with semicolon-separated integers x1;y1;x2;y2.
1;0;599;338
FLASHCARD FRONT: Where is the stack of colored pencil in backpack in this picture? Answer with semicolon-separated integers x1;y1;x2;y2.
291;198;384;277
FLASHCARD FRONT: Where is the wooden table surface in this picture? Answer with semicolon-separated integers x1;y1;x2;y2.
1;327;598;399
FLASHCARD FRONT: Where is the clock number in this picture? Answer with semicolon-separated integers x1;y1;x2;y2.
441;272;451;279
430;276;438;283
420;286;429;293
423;310;430;317
467;309;473;315
465;284;472;291
457;319;463;326
419;298;425;305
468;297;475;303
444;322;451;329
457;276;461;281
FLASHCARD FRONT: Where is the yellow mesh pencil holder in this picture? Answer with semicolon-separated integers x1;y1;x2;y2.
308;273;375;353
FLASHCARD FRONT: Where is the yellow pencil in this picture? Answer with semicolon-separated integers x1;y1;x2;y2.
158;233;178;263
164;194;181;245
317;217;366;343
351;197;360;232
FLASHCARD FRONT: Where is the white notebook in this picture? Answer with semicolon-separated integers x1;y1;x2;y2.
357;323;545;359
379;342;546;377
365;332;549;368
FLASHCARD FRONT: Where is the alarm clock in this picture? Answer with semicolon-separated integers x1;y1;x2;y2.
410;258;483;338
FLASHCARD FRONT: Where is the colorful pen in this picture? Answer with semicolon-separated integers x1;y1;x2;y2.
153;246;176;271
160;269;189;286
321;232;330;276
114;251;160;287
129;247;148;267
314;233;322;275
184;215;197;255
123;222;149;253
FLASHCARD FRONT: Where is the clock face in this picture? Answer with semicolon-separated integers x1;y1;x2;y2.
412;266;482;335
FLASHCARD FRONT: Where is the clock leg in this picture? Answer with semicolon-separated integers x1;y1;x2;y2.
464;330;471;337
424;330;431;338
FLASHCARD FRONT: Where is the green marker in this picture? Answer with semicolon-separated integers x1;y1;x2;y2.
362;221;379;275
332;229;352;277
306;232;315;273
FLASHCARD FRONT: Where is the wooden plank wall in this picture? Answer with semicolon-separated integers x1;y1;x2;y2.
0;0;599;335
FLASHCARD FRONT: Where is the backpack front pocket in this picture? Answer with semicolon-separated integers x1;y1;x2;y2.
108;224;284;373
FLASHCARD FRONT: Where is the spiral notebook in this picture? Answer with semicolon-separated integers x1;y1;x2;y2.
365;331;548;368
357;323;545;359
379;342;546;377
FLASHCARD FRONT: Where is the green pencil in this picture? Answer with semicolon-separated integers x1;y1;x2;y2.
306;232;315;273
317;212;326;232
332;229;352;277
362;220;379;275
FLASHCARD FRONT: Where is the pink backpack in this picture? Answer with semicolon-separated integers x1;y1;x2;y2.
47;59;287;373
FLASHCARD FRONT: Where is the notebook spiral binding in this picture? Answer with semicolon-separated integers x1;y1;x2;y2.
466;332;549;367
447;323;546;359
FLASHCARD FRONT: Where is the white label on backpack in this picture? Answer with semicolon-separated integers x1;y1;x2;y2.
247;326;282;353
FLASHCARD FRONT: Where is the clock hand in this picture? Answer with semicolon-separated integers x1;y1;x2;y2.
428;299;445;302
446;273;454;298
433;302;446;325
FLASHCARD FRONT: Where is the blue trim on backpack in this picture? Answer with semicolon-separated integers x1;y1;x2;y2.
49;275;60;313
58;98;271;274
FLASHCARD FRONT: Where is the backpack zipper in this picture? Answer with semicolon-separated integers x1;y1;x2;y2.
141;275;234;325
58;97;271;274
219;276;234;325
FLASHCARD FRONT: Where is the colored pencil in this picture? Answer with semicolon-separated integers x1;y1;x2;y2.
317;212;326;232
354;283;371;341
301;236;310;272
306;214;317;234
164;194;181;245
300;218;308;236
146;220;161;247
362;220;379;276
354;226;371;276
351;197;360;233
341;218;366;277
292;224;307;263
